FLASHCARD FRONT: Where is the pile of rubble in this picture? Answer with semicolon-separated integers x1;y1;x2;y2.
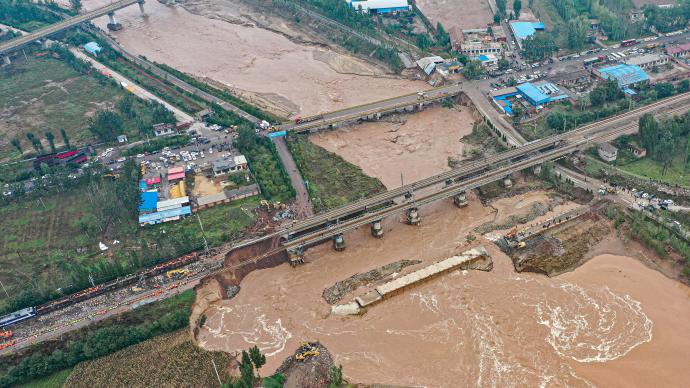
322;259;421;304
274;341;335;388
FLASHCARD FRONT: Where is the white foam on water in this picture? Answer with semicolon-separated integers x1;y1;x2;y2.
410;291;441;314
212;305;292;356
536;283;653;363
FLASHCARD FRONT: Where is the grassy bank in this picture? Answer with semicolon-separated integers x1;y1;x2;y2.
287;135;385;211
0;55;121;160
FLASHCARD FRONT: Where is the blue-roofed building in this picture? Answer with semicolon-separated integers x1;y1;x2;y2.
516;81;569;107
139;179;147;192
347;0;410;14
595;64;650;89
139;206;192;226
509;21;545;49
139;191;158;213
83;41;102;56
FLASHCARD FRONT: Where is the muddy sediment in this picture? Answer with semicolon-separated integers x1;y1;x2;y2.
82;0;425;117
275;341;335;388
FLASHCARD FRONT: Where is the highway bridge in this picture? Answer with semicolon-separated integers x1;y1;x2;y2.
0;0;145;57
236;92;690;261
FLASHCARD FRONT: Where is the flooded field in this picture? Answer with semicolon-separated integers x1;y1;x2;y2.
82;0;425;117
310;107;475;188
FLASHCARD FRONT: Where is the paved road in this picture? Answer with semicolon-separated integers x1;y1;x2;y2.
70;48;193;123
272;136;313;218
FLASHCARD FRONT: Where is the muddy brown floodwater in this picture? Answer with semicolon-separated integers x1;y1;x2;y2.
310;107;475;188
196;196;690;387
81;0;425;117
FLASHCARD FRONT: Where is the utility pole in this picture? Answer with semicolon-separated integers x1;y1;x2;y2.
211;358;222;387
0;280;9;299
196;214;209;254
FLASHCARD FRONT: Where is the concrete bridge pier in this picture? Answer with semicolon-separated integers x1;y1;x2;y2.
287;247;305;266
107;12;123;31
503;176;513;189
533;164;542;175
333;233;346;251
2;55;10;65
406;207;421;225
138;0;147;16
453;192;468;208
371;220;384;238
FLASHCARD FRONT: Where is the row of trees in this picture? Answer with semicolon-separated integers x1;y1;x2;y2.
495;0;521;20
644;1;690;33
11;128;70;155
638;111;690;175
0;0;62;31
235;126;295;201
543;80;685;133
522;33;556;61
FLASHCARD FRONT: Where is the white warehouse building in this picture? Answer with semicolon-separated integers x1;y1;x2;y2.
347;0;411;14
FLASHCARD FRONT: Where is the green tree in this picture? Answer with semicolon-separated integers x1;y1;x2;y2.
329;365;344;388
11;138;22;153
654;82;674;99
494;12;501;24
496;0;507;16
249;345;266;377
60;128;70;148
511;105;524;125
521;33;556;61
513;0;522;17
435;22;451;48
416;34;431;49
497;58;510;70
89;110;124;142
45;131;56;153
638;113;658;152
567;17;588;50
26;132;43;153
463;60;484;80
678;79;690;93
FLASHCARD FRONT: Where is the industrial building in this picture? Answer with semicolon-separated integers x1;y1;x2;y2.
416;56;445;75
509;21;545;49
491;81;568;116
624;54;669;70
167;166;185;182
347;0;410;14
153;123;176;137
138;196;192;226
212;156;248;177
594;64;650;92
194;184;260;210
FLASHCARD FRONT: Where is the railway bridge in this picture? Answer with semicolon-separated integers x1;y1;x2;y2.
233;93;690;265
0;0;146;63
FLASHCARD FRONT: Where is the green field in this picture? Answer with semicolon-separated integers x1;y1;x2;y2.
0;56;122;160
19;368;73;388
0;178;258;311
287;135;385;211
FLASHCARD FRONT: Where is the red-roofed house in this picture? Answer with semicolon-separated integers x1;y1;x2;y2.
167;166;185;181
666;42;690;58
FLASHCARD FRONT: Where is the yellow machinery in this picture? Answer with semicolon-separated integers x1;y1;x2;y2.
295;341;320;361
518;241;526;249
166;269;190;279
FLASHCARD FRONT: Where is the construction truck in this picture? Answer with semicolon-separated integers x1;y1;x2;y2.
165;269;190;279
504;227;524;249
295;341;320;361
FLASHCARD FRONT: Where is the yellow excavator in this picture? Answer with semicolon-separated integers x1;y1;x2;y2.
166;269;190;279
295;341;320;361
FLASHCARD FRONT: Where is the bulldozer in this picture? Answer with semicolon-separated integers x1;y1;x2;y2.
166;269;190;279
295;341;320;361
